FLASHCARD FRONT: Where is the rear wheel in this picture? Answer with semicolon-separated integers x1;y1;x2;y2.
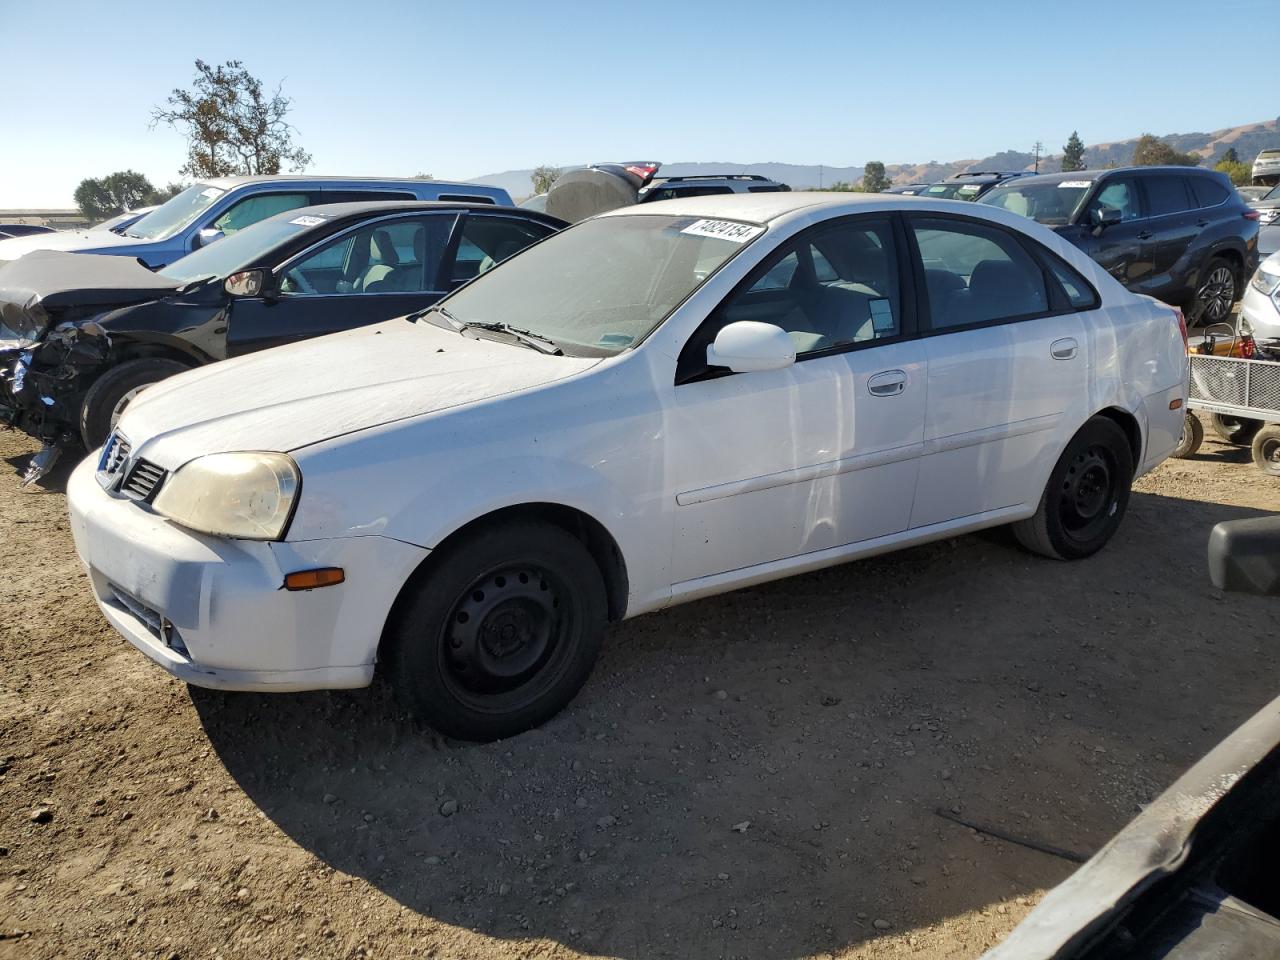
80;357;189;449
1014;417;1135;560
1192;257;1236;325
1210;413;1263;446
384;521;607;741
1252;426;1280;477
1172;412;1204;459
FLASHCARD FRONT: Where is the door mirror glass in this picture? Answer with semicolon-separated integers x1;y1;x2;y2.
194;227;225;249
1092;206;1123;229
706;321;796;373
224;269;266;298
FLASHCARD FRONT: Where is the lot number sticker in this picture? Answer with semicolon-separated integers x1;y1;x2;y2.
1059;180;1093;189
289;215;327;227
681;219;764;243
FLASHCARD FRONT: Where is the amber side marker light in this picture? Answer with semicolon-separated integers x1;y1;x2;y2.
283;568;345;591
1170;398;1184;410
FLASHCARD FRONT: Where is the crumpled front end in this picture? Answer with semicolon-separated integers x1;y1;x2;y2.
0;285;50;349
2;321;112;445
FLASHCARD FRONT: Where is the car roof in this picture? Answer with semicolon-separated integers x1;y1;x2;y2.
993;166;1221;188
598;190;1001;226
267;199;566;228
192;174;497;191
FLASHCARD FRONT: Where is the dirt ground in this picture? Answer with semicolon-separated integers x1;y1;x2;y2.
1;421;1277;960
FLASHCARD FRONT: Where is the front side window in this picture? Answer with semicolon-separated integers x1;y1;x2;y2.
432;214;752;356
1086;179;1143;222
213;193;311;236
913;217;1049;329
1145;176;1192;217
123;183;225;240
688;218;902;364
280;216;454;295
451;216;554;285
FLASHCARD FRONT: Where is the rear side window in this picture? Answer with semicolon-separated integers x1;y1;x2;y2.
1145;176;1192;217
213;193;311;235
1190;177;1230;208
747;185;785;193
450;216;554;285
322;190;416;203
437;194;496;204
1044;256;1099;310
912;217;1049;329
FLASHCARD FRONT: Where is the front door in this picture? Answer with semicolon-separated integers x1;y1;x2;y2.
908;214;1091;528
224;213;457;356
1079;175;1155;292
668;215;926;585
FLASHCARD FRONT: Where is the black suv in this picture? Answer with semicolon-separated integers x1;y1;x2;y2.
980;166;1261;323
917;171;1032;202
638;174;791;203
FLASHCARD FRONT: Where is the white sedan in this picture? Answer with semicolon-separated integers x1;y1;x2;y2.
67;193;1189;740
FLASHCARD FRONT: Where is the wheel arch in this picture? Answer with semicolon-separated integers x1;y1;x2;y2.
379;502;630;664
1093;405;1143;467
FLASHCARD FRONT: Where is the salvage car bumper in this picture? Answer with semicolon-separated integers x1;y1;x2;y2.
66;456;429;691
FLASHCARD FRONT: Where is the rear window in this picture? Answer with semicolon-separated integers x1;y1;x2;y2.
1190;177;1230;208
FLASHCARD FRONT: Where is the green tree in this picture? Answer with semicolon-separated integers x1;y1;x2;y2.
1215;159;1253;185
147;181;188;205
1131;133;1200;167
151;59;312;178
1220;147;1240;164
73;170;156;222
530;164;562;194
1060;131;1086;172
861;161;891;193
826;181;863;192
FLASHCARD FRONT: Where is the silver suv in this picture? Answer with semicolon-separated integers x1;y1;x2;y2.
1253;148;1280;185
638;174;790;203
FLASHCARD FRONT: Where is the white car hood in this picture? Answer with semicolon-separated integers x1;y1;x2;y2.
0;228;143;261
119;319;600;465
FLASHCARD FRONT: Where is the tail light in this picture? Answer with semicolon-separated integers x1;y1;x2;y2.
1243;210;1261;221
623;162;661;187
1174;307;1188;350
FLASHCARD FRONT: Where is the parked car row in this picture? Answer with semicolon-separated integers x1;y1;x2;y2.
0;184;1189;740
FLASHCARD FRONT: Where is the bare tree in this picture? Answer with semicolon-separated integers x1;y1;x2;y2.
151;59;312;179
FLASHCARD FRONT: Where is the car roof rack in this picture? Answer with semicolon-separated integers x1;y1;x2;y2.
948;171;1019;179
658;174;773;183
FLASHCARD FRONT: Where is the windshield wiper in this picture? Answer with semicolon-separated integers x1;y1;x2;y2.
409;303;459;325
459;321;563;356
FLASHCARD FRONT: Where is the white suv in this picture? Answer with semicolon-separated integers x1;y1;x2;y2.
68;193;1188;741
1253;148;1280;184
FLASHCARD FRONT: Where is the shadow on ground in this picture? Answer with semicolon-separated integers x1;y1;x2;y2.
195;491;1278;959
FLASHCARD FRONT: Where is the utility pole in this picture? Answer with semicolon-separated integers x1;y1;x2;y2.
1033;141;1044;174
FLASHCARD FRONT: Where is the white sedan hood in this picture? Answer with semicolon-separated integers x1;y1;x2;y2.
0;228;143;261
118;319;599;465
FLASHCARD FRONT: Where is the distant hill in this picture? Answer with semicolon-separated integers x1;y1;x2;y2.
470;117;1280;195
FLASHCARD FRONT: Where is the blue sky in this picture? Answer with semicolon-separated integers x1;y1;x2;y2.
1;0;1276;207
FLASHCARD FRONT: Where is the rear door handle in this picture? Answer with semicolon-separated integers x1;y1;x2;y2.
868;370;907;397
1051;337;1078;360
1196;219;1209;228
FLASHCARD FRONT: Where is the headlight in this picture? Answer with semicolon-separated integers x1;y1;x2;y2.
152;452;299;540
1251;267;1280;296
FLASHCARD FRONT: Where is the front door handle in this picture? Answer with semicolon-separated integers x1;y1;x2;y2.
1196;219;1209;228
1136;230;1153;240
1051;337;1078;360
868;370;907;397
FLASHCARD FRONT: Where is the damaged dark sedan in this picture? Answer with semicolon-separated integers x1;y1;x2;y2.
0;200;564;482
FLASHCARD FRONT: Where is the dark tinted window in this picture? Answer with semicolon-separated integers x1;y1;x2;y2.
913;217;1048;329
645;185;735;202
1190;176;1230;208
437;194;497;204
1145;176;1192;217
323;190;416;203
747;185;785;193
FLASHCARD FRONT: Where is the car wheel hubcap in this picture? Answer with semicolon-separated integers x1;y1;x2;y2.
1263;438;1280;472
443;566;564;696
1197;266;1234;322
1060;447;1115;538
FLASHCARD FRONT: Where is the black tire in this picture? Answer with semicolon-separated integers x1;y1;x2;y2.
1210;413;1263;446
1252;426;1280;477
1191;257;1236;325
1013;417;1135;560
80;357;189;449
1172;411;1205;459
384;521;607;741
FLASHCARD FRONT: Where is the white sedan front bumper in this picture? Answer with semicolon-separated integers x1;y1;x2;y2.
66;456;429;691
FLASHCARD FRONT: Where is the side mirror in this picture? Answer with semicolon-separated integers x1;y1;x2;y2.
1091;207;1122;235
706;321;796;374
224;269;266;298
1208;517;1280;596
194;227;225;249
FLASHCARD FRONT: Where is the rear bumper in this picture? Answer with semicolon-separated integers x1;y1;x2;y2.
67;456;429;691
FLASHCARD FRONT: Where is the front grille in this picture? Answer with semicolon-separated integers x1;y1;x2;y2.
120;457;166;502
99;432;131;477
107;584;164;639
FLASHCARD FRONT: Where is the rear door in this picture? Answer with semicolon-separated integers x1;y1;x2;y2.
908;214;1092;528
1081;176;1155;291
224;212;458;356
1141;174;1199;297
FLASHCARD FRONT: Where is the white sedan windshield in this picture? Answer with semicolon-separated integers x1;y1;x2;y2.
435;215;757;356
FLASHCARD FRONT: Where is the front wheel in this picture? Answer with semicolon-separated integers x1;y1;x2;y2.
80;357;189;449
1252;426;1280;477
1013;417;1135;560
384;521;607;741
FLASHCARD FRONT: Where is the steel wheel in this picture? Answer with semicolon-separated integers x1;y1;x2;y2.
1253;427;1280;477
1195;263;1235;324
1058;446;1118;544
